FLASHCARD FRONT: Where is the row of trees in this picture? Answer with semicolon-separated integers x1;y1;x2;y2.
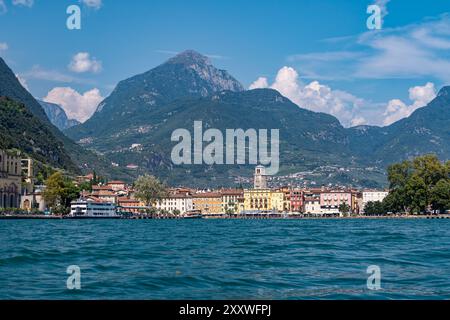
366;155;450;215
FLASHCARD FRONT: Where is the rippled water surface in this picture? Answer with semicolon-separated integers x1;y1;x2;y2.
0;219;449;299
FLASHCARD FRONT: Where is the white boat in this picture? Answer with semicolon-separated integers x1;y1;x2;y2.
69;198;119;219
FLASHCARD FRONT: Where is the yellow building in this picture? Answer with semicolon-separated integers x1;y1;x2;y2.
244;189;285;212
193;192;222;215
278;187;291;212
270;191;285;212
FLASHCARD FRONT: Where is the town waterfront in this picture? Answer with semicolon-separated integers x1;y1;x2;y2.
1;219;450;299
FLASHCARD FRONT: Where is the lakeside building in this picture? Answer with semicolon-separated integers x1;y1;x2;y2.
320;190;353;215
193;192;222;215
0;149;22;209
352;190;362;215
243;189;284;212
117;197;146;214
278;187;292;212
362;190;389;212
220;189;244;214
157;192;193;214
91;185;118;204
303;189;322;214
20;185;46;212
70;197;117;218
290;189;304;212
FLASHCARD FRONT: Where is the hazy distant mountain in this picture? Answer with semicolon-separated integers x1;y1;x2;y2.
39;100;80;131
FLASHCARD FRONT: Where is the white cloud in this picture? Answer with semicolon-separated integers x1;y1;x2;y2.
12;0;34;7
355;15;450;82
68;52;102;73
15;74;29;90
289;15;450;83
249;77;269;90
250;67;437;127
43;87;104;123
81;0;102;9
0;0;7;14
249;67;367;127
383;82;436;125
0;42;8;52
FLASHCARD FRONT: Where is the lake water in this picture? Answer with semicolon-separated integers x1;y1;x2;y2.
0;219;449;299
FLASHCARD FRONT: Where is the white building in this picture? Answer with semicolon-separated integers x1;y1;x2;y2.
362;190;389;211
157;194;193;214
70;198;117;218
304;198;321;214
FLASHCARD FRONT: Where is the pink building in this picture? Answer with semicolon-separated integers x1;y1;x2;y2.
320;191;352;213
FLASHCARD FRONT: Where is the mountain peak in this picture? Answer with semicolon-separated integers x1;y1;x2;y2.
166;50;211;66
437;86;450;98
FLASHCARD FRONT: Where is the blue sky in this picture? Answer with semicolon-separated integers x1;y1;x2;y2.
1;0;450;126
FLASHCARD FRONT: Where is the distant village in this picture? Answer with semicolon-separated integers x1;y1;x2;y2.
1;149;390;218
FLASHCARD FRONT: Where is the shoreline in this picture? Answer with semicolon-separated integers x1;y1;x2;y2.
1;214;449;220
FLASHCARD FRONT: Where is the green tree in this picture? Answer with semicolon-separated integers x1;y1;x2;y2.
134;174;168;208
388;160;413;191
412;154;446;189
382;190;404;214
387;161;411;210
383;155;449;214
364;201;385;215
430;179;450;213
43;172;80;214
338;202;351;217
405;174;428;213
78;180;93;192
